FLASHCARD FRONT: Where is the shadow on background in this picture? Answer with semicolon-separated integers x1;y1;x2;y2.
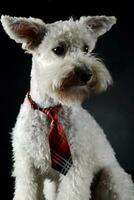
0;0;134;199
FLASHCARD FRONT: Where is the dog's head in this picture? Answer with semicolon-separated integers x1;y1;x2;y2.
1;15;116;105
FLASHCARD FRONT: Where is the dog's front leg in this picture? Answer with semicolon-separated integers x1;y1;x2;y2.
93;165;134;200
56;160;93;200
13;150;44;200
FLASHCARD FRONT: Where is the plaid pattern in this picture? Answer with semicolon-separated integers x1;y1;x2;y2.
27;92;73;175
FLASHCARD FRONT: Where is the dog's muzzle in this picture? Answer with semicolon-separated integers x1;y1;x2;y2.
60;66;93;90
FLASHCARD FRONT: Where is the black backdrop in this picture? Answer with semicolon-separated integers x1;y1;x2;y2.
0;1;134;199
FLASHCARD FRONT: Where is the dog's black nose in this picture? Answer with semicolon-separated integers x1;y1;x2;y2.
75;67;92;85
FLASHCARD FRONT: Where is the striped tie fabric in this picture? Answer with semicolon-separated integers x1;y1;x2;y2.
28;92;73;175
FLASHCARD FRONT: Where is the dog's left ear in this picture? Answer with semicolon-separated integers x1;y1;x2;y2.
80;16;117;36
1;15;46;50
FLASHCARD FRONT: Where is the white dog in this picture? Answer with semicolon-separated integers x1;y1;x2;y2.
1;15;134;200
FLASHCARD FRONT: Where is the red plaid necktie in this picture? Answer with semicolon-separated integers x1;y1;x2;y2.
28;92;73;175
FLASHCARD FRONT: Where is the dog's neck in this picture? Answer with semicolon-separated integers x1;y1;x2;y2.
30;58;60;108
30;88;57;108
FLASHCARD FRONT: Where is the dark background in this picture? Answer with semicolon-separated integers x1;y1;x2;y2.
0;1;134;199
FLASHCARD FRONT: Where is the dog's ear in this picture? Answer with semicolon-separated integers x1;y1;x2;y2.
80;16;117;36
1;15;46;50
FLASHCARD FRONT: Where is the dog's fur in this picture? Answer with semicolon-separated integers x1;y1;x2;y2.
1;15;134;200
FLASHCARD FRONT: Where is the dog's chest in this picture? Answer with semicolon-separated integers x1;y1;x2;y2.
29;106;72;171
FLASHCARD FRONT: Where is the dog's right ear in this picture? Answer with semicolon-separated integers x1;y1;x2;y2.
1;15;46;50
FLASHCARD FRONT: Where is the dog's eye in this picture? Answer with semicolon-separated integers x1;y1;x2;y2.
52;42;67;56
83;45;89;54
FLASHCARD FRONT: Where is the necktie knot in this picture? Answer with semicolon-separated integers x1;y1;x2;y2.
42;105;62;121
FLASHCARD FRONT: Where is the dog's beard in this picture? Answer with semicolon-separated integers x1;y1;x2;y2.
55;69;99;105
49;71;97;105
58;85;90;104
50;80;91;105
